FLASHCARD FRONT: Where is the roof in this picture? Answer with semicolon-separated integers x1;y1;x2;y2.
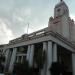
5;27;75;50
55;0;68;8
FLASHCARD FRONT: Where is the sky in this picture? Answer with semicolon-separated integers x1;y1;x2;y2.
0;0;75;44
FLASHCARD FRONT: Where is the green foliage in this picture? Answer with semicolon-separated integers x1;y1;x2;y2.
14;60;38;75
34;48;46;69
0;55;5;73
50;62;65;75
14;48;46;75
0;55;5;63
14;60;29;75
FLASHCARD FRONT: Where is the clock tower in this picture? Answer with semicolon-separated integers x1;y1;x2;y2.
48;0;71;39
54;0;69;18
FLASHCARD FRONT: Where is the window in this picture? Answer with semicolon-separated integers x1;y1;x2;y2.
17;46;28;54
16;55;26;63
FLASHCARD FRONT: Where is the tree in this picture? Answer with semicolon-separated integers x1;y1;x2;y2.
34;48;46;75
50;62;65;75
0;54;5;73
14;60;35;75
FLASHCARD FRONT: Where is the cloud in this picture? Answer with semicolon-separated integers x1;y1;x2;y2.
0;0;56;44
24;27;34;34
0;0;52;45
70;14;75;21
17;17;24;22
23;7;31;17
0;19;15;44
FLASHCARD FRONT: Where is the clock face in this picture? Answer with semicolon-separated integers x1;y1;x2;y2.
56;8;64;17
54;4;69;18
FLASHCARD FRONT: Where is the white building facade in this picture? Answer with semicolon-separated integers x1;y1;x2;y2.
0;0;75;75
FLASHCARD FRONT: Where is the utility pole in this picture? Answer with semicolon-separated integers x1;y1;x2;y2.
27;23;29;34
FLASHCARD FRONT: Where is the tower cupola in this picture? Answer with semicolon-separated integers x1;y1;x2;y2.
54;0;69;18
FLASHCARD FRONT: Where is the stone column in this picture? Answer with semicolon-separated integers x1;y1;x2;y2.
29;44;34;67
9;48;17;73
26;45;31;61
41;42;47;75
4;49;10;71
53;43;57;62
72;53;75;75
46;41;52;75
5;49;10;66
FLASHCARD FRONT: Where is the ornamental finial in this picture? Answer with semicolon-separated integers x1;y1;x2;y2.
61;0;63;1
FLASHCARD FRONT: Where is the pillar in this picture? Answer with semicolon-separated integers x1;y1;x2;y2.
26;45;31;61
53;43;57;62
41;42;47;75
9;48;17;73
72;53;75;75
4;49;10;71
29;44;34;67
5;49;10;66
46;41;52;75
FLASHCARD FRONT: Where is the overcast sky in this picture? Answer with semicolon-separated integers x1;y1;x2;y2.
0;0;75;44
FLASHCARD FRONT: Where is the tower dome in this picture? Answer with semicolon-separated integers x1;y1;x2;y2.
55;0;68;8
